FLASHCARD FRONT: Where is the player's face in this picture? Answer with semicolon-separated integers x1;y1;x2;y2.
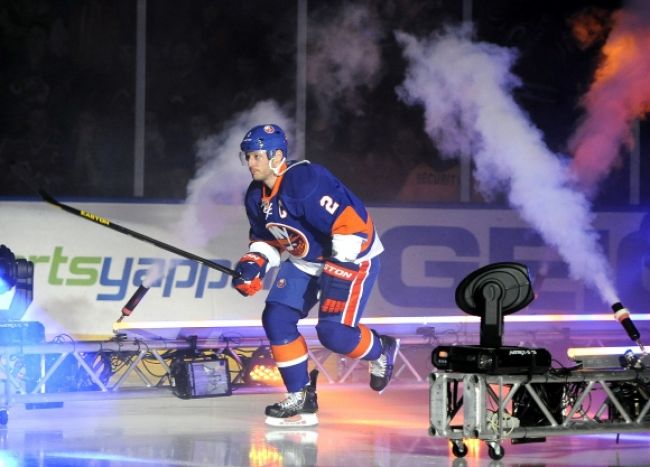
245;150;274;183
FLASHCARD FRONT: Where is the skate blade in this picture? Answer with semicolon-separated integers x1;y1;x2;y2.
379;338;401;395
265;413;318;427
265;429;319;444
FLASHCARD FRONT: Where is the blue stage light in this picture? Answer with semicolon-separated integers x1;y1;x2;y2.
0;244;18;294
0;244;34;321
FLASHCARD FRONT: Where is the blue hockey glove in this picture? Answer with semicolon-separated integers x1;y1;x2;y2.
232;252;268;297
319;260;359;313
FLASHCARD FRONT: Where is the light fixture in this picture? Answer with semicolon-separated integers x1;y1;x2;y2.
0;244;34;321
245;346;283;386
432;262;552;374
455;261;535;348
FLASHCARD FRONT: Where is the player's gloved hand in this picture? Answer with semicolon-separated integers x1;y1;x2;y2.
232;252;268;297
319;260;359;313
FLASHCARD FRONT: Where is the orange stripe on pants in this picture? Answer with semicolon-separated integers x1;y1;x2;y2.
342;260;370;327
271;335;308;367
346;324;374;359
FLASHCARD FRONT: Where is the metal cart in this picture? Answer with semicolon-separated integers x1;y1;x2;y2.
429;367;650;460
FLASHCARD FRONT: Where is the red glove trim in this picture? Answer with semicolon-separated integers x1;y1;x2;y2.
240;252;268;268
321;298;346;313
234;277;263;296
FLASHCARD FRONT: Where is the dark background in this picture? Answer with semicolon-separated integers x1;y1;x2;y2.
0;0;645;208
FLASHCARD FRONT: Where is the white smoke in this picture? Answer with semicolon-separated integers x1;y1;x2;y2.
395;26;618;305
139;100;293;288
307;3;385;117
178;99;294;249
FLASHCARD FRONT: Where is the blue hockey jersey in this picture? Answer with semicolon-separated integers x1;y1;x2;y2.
244;161;383;272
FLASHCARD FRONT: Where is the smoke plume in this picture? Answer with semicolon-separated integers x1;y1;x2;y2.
179;99;294;248
395;25;618;305
139;100;293;288
307;3;384;117
569;0;650;193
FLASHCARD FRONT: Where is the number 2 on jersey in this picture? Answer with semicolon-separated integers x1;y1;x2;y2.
320;196;340;215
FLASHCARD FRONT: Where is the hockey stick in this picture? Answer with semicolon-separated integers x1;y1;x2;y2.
38;190;240;278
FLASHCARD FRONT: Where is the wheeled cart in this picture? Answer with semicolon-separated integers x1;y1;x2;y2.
429;368;650;460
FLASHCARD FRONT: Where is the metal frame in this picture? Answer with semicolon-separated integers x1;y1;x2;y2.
0;339;184;406
0;334;431;408
430;368;650;460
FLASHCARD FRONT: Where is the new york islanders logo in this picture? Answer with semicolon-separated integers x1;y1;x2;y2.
266;222;309;258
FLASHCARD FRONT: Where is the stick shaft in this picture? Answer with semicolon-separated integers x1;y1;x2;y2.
39;190;240;277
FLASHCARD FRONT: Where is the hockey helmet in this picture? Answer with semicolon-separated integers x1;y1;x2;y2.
240;124;288;158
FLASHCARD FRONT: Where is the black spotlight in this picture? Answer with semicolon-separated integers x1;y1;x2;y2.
432;262;551;375
0;244;34;321
455;262;534;348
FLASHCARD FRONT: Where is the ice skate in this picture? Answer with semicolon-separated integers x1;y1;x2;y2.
369;335;400;393
265;369;319;427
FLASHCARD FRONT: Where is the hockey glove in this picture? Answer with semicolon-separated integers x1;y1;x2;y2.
232;252;268;297
319;260;359;313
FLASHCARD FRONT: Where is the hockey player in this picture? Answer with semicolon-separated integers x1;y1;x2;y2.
232;123;400;427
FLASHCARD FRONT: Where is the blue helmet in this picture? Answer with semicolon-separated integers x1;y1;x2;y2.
240;124;288;157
